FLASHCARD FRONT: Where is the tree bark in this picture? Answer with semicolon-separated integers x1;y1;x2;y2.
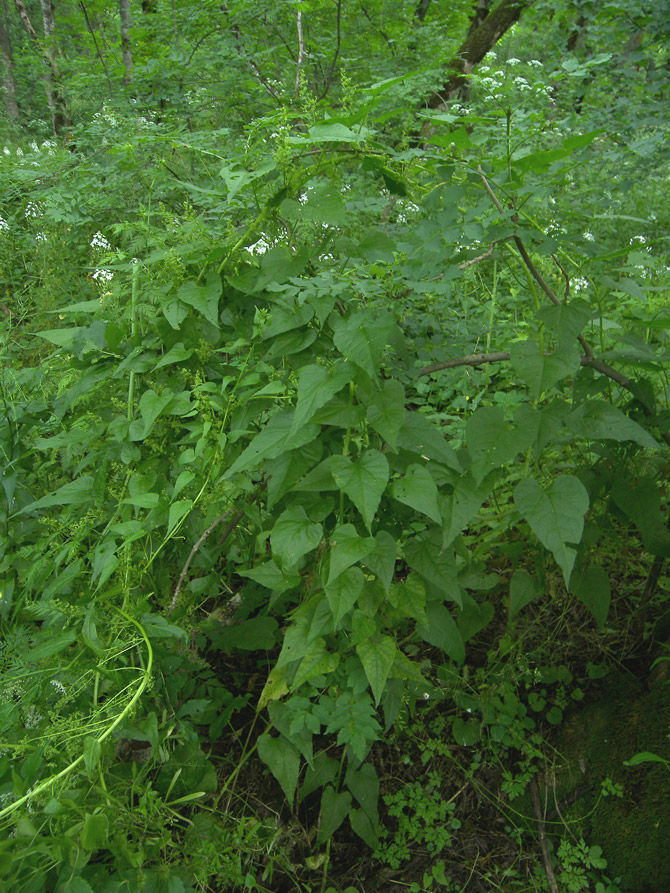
427;0;533;109
119;0;132;85
14;0;68;133
39;0;54;39
0;2;19;121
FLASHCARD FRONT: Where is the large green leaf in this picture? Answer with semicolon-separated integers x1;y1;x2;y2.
508;570;538;620
331;449;389;532
238;560;302;592
356;636;398;704
257;733;300;804
441;474;489;549
363;530;397;592
388;574;428;626
20;476;94;513
404;533;461;606
567;401;659;449
332;311;395;379
397;412;461;470
177;271;221;328
292;361;353;433
317;786;353;845
225;409;320;477
514;475;589;588
466;405;533;482
611;476;670;557
366;380;406;449
391;464;441;523
573;564;610;630
325;566;365;625
271;506;323;568
418;602;464;664
293;638;340;688
511;339;581;399
327;524;376;584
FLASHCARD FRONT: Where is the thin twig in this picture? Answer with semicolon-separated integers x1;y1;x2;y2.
530;777;560;893
295;10;305;96
318;0;342;100
168;507;244;614
553;254;571;301
459;239;506;268
419;351;510;377
79;1;113;97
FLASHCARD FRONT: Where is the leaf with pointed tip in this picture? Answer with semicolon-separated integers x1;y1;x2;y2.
332;311;394;379
271;506;323;568
363;531;397;592
177;271;221;328
573;564;610;630
391;464;441;523
508;570;538;620
356;636;398;704
317;786;353;845
327;524;375;584
291;361;353;433
366;380;406;449
225;410;320;478
331;450;389;532
514;475;589;589
325;566;365;625
257;733;300;804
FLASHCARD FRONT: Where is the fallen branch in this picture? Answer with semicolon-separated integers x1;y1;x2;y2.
530;777;560;893
168;507;245;614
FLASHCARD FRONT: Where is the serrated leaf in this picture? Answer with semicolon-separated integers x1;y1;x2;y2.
514;475;589;588
257;733;300;804
177;271;221;328
567;401;659;449
391;464;442;523
331;449;389;532
327;524;376;584
271;506;323;568
366;380;406;449
573;564;610;630
293;638;340;688
292;362;353;433
308;122;365;143
80;813;109;850
225;409;320;478
83;737;101;780
332;311;394;379
20;475;94;512
317;786;352;845
508;570;538;620
363;530;397;592
325;566;365;625
356;636;397;704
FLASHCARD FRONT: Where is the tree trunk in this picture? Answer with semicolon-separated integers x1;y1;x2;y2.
0;2;19;121
14;0;68;134
427;0;533;109
39;0;54;39
119;0;132;85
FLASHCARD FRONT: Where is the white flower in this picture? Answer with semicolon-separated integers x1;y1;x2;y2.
630;235;647;244
92;268;114;282
25;201;43;219
0;217;8;231
30;141;39;152
529;60;543;69
35;232;48;243
16;147;23;156
583;231;595;241
573;277;588;292
245;238;270;256
506;57;521;65
2;146;9;155
90;231;111;251
649;213;657;222
24;705;42;729
514;76;531;90
479;66;490;74
50;679;67;695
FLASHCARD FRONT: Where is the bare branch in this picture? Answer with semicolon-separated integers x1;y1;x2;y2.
419;351;510;377
530;778;560;893
318;0;342;100
295;10;305;96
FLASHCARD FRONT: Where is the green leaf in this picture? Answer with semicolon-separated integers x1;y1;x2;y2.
397;412;460;470
177;271;221;328
210;616;279;651
317;786;353;845
168;499;193;533
257;733;300;804
514;475;589;588
82;605;104;656
538;300;591;350
363;531;397;592
271;506;323;568
20;475;94;513
325;566;365;625
391;464;441;523
345;762;379;825
366;380;406;449
623;751;670;769
466;406;533;482
291;455;340;492
293;638;340;688
388;574;428;626
308;122;366;143
573;564;610;630
404;533;462;606
153;341;195;370
349;807;380;849
331;449;389;532
356;636;397;704
508;570;538;620
129;388;174;441
225;409;320;477
452;717;480;746
83;737;101;780
567;401;659;449
419;602;465;664
327;524;376;584
292;362;353;433
332;311;394;379
80;813;109;850
511;339;581;399
441;474;489;549
611;476;670;557
238;560;302;592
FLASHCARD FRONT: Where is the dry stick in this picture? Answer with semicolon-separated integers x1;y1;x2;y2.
294;10;305;96
530;777;560;893
168;507;244;614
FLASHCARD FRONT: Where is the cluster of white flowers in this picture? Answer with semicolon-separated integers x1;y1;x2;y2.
506;57;521;65
573;277;589;292
245;237;271;256
2;146;9;155
15;147;23;156
35;232;48;244
528;59;543;69
514;76;532;91
50;679;67;696
649;213;657;223
90;231;111;251
0;216;8;232
92;268;114;282
630;234;647;244
583;230;595;242
29;141;39;153
24;201;43;219
24;705;43;729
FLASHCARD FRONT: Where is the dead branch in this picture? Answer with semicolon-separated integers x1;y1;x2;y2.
530;777;560;893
